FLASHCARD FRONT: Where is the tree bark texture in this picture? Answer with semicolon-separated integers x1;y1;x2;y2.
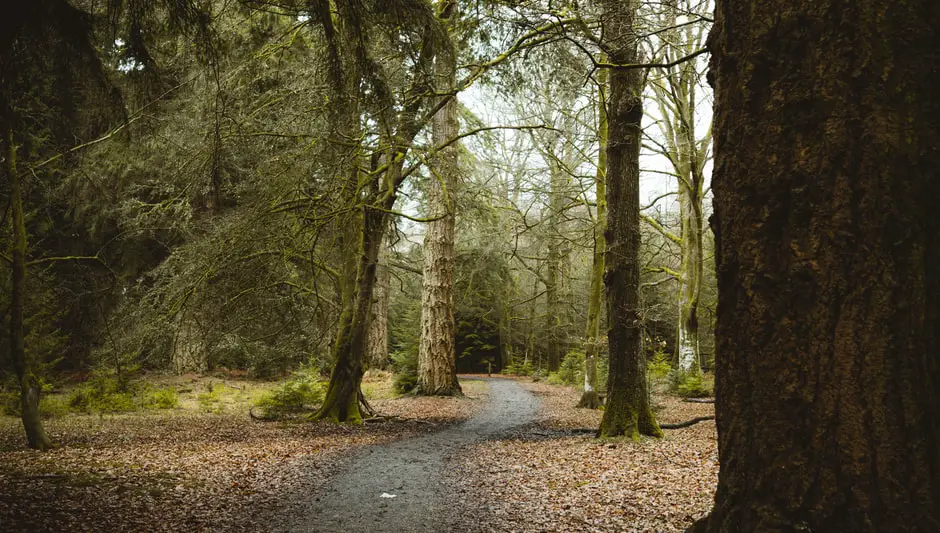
648;3;708;376
367;224;391;369
579;63;608;410
598;0;661;439
696;1;940;531
6;126;53;451
417;27;461;396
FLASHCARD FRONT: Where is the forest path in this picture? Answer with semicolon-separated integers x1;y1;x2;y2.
282;377;539;533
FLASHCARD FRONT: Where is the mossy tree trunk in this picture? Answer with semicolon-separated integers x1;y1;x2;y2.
579;62;608;410
598;0;662;439
416;0;461;396
693;0;940;530
6;125;53;451
316;205;392;422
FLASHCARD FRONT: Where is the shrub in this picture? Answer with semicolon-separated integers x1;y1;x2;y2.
557;351;585;386
141;387;180;410
253;364;324;418
648;349;672;380
390;350;418;393
68;373;137;414
675;373;714;398
39;396;71;418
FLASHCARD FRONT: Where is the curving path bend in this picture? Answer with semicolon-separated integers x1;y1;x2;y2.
281;377;539;533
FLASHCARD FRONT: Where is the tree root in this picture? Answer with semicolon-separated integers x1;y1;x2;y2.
363;415;436;425
659;416;714;429
562;415;715;435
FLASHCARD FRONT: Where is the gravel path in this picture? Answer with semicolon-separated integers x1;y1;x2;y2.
281;378;539;533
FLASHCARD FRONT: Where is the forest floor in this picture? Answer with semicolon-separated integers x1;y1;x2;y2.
0;373;717;532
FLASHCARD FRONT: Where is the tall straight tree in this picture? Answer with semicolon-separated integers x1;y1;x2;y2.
694;0;940;530
598;0;662;438
579;61;608;409
416;0;461;396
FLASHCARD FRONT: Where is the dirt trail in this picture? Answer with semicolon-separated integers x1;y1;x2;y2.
280;377;539;533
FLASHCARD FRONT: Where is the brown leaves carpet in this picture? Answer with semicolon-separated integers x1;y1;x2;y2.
0;377;717;532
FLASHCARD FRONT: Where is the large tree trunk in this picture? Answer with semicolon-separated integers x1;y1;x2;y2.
367;224;391;370
579;62;608;410
694;1;940;531
316;206;390;422
6;126;53;451
598;0;661;439
416;11;461;396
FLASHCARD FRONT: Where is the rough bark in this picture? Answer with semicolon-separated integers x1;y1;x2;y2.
579;62;608;410
367;224;391;370
6;126;53;451
693;1;940;531
416;4;461;396
598;0;661;439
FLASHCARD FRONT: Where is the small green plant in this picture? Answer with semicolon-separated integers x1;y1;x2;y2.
39;396;71;418
253;363;324;418
68;372;138;414
675;373;714;398
648;349;672;380
555;351;585;386
141;387;180;410
198;382;230;413
390;350;418;393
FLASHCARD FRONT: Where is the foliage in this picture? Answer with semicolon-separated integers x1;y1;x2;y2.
197;383;232;414
675;373;714;399
140;387;180;410
67;369;143;413
391;350;419;394
253;364;323;418
502;360;534;377
549;350;585;386
648;346;673;380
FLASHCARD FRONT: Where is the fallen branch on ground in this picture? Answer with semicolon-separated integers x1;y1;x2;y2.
683;398;715;404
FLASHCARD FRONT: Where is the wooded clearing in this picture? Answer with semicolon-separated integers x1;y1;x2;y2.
2;0;938;531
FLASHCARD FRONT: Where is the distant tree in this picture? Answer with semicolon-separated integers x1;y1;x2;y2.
693;0;940;530
579;61;607;409
642;0;711;377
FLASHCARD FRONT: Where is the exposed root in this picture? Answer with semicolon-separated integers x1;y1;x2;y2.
563;416;715;435
363;415;436;426
659;416;714;429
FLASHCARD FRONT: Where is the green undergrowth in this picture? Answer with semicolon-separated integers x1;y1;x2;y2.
674;373;714;398
251;364;323;418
